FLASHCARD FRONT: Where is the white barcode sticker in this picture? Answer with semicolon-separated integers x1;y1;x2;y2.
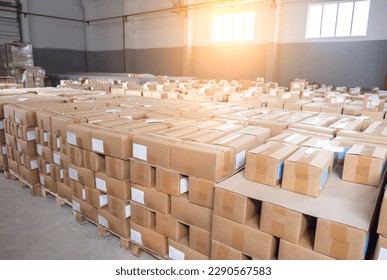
37;144;42;156
30;160;38;170
67;132;77;145
72;200;80;213
60;169;64;179
39;174;45;186
236;150;246;169
293;83;300;89
168;246;185;260
180;177;189;194
43;132;48;142
69;167;78;181
17;128;21;138
46;164;51;174
130;229;143;245
56;137;61;148
99;195;108;207
98;215;109;228
133;143;147;161
378;248;387;260
1;146;6;155
125;204;131;218
27;131;36;141
92;138;104;154
0;120;4;129
15;113;20;124
53;152;61;165
17;142;21;152
131;188;145;205
96;178;107;192
282;93;291;99
4;109;8;118
20;155;24;165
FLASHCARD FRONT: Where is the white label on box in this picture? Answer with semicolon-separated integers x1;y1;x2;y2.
105;109;121;114
293;83;300;89
378;248;387;260
282;93;291;99
4;109;8;118
39;174;45;186
27;131;36;141
30;160;38;170
17;128;21;138
236;150;246;170
269;88;278;96
59;169;63;179
180;177;189;194
89;119;102;124
20;155;24;165
131;188;145;205
53;152;61;165
98;215;109;228
15;113;20;124
82;189;86;200
96;178;107;192
56;137;61;148
245;90;254;97
370;100;379;107
72;200;80;213
121;115;133;120
303;91;311;97
99;195;108;207
125;204;131;218
17;98;31;102
43;132;48;142
67;132;77;146
2;146;6;155
92;138;104;154
0;120;4;129
69;167;78;181
17;142;21;152
145;119;164;124
130;229;143;245
133;143;147;161
168;246;185;260
285;134;299;143
336;97;344;103
46;164;51;174
5;138;9;145
37;144;43;156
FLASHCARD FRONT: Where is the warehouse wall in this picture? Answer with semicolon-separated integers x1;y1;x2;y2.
20;0;87;73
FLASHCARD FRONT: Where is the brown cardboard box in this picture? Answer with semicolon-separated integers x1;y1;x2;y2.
107;195;131;220
50;163;63;182
171;141;234;182
268;132;309;145
328;117;364;132
36;110;55;132
68;163;95;188
211;240;250;260
85;186;108;209
155;212;188;241
131;183;170;214
168;238;209;260
364;121;387;135
5;133;16;149
248;119;288;137
52;151;68;169
131;202;156;229
377;190;387;235
342;145;387;186
171;195;212;231
314;218;368;260
363;99;385;112
68;145;83;167
282;147;334;197
245;142;299;187
17;139;37;156
38;145;52;163
157;126;200;138
374;235;387;260
83;150;105;172
130;221;168;257
213;188;259;224
343;105;363;116
19;165;39;184
155;167;188;196
14;107;37;127
41;174;57;193
106;156;130;180
57;181;72;202
188;177;215;209
18;126;36;142
91;127;133;159
182;129;227;143
98;207;130;238
66;123;92;151
8;158;19;174
23;155;39;171
189;225;211;256
260;202;309;244
361;110;386;119
59;136;67;155
212;214;277;260
129;158;156;187
72;197;97;223
234;125;271;146
47;132;56;150
320;106;343;115
300;115;338;127
132;133;182;169
70;180;86;201
95;172;131;201
278;239;333;260
35;128;49;146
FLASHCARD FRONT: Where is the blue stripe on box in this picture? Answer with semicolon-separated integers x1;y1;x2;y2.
277;161;284;180
338;147;350;160
363;233;370;257
320;166;329;189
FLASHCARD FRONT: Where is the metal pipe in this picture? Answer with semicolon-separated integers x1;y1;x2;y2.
16;0;22;41
122;16;127;73
0;7;85;23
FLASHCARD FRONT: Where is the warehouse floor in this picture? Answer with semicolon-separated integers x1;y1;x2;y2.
0;173;155;260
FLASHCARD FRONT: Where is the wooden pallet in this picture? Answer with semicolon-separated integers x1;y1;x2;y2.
9;170;41;196
40;186;72;208
0;166;17;180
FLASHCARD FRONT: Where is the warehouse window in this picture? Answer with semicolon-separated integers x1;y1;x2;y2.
305;0;370;38
211;11;255;42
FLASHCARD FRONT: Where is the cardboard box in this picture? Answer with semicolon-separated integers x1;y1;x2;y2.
189;225;211;256
168;238;209;260
14;107;37;127
181;129;227;143
364;121;387;135
130;222;168;257
188;177;215;209
132;133;182;169
130;159;155;187
83;150;105;172
98;207;130;238
8;158;19;174
314;218;368;260
343;105;363;116
155;167;188;196
234;126;271;146
19;164;39;184
52;151;68;169
66;123;92;151
36;110;55;132
320;106;343;115
57;181;72;202
5;133;16;149
72;197;97;223
131;202;156;229
70;180;86;201
282;147;334;197
268;132;309;145
211;240;250;260
131;183;170;214
22;154;38;171
16;139;37;156
374;235;387;260
59;136;67;155
18;126;36;142
95;172;131;201
155;212;188;241
342;145;387;186
106;156;130;180
85;186;108;209
248;119;288;137
91;127;133;159
171;195;212;231
328;117;364;132
171;141;234;182
278;239;333;260
213;188;259;224
212;214;278;260
35;128;49;146
107;195;131;220
260;202;309;244
68;145;83;167
68;163;95;188
245;142;299;187
363;99;385;112
377;190;387;235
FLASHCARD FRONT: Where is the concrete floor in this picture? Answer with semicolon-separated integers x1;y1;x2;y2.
0;173;155;260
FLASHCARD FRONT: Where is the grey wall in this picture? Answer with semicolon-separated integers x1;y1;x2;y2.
87;50;125;73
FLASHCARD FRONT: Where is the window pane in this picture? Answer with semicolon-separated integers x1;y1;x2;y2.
211;15;222;42
306;5;323;38
336;2;353;37
223;14;233;42
233;13;244;41
351;0;370;36
321;3;338;37
243;11;255;41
